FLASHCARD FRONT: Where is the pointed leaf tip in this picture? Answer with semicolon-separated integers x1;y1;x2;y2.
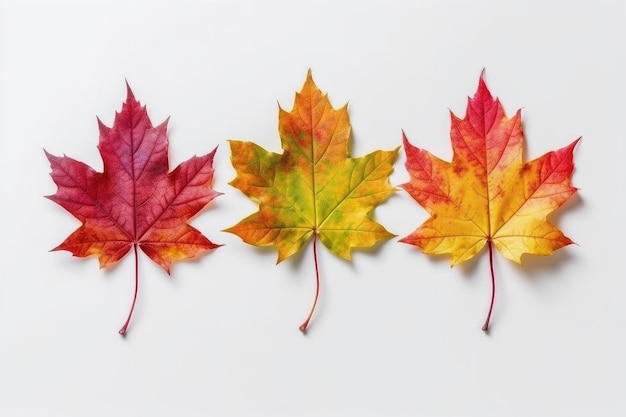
96;116;110;134
475;71;494;102
302;70;316;92
125;80;133;95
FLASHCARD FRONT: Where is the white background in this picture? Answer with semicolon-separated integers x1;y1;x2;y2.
1;0;624;416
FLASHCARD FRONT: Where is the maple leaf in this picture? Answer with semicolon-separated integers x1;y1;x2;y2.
226;70;398;332
401;73;578;332
45;84;221;335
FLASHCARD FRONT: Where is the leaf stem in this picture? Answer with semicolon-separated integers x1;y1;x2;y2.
299;232;320;334
482;240;496;333
119;243;139;336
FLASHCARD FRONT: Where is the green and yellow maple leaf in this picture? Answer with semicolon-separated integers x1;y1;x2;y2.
226;70;398;332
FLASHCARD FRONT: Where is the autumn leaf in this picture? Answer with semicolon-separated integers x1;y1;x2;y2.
226;70;398;332
401;73;578;332
45;84;221;335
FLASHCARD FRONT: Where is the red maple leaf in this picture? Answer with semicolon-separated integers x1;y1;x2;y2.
45;84;221;335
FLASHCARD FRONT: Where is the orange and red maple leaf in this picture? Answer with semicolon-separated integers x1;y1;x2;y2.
401;74;578;332
46;84;220;334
